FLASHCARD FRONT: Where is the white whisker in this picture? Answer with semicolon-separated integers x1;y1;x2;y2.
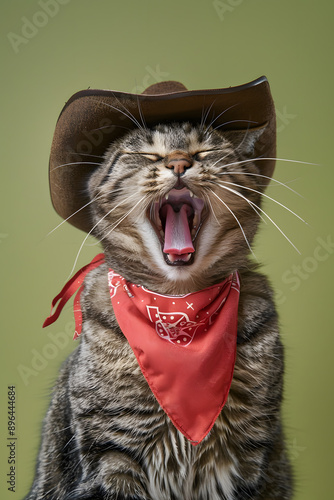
219;171;302;196
47;192;105;236
208;188;256;259
213;119;258;132
206;195;221;226
217;180;306;224
68;153;106;159
212;155;318;170
67;192;139;279
208;180;265;223
203;104;238;135
136;93;147;131
100;196;147;242
91;124;132;133
233;121;258;153
211;183;301;254
93;97;145;132
200;101;216;132
209;126;256;169
51;161;101;171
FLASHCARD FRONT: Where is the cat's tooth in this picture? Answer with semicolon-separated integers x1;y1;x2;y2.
189;190;194;198
193;210;200;233
165;193;169;201
167;253;192;263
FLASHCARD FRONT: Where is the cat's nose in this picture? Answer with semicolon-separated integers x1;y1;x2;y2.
166;151;193;176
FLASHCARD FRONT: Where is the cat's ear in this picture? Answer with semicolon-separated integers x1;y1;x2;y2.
224;125;267;158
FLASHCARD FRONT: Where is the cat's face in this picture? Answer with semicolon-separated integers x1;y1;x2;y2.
88;122;264;294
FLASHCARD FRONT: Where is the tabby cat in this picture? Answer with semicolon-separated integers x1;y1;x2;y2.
25;96;293;499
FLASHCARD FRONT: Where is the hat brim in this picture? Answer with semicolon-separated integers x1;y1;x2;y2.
49;76;276;233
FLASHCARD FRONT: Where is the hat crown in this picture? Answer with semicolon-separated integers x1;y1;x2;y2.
142;81;188;95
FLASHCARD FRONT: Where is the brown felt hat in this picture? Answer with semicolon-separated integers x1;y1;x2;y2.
49;76;276;233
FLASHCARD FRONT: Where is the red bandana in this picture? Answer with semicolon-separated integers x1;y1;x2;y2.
44;254;240;445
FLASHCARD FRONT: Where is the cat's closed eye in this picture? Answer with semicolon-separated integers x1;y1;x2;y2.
121;151;164;162
121;149;223;163
140;153;164;162
192;149;223;161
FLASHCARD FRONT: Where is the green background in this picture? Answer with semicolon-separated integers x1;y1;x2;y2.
1;0;333;498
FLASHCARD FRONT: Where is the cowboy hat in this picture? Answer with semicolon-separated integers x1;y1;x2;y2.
49;76;276;233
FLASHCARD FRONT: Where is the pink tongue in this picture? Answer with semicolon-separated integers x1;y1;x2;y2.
163;204;195;255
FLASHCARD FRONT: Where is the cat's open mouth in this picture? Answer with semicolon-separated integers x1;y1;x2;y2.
149;187;205;266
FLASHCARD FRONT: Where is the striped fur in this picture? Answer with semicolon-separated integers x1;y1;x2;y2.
26;123;293;499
